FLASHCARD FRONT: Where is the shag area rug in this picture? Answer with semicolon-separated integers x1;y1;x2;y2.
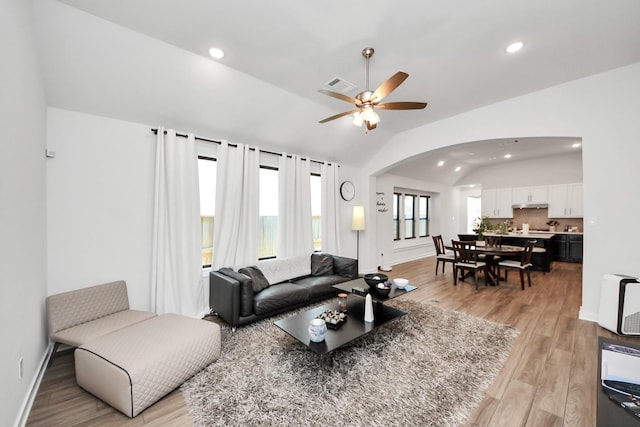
182;300;518;427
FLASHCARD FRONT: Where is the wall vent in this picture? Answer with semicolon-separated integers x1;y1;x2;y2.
324;76;357;94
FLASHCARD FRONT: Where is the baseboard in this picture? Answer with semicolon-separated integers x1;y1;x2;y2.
578;306;599;323
14;343;52;427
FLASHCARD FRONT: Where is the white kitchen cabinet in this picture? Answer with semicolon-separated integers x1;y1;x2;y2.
481;188;513;218
548;183;583;218
512;185;548;205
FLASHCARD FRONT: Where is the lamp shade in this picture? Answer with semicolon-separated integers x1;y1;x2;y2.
352;206;366;231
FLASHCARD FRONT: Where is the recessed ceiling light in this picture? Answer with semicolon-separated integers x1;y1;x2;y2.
209;47;225;59
437;160;444;167
572;143;581;148
506;42;524;53
455;166;461;172
504;154;512;159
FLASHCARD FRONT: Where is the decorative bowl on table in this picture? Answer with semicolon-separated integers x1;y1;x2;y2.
363;273;391;296
393;278;409;289
363;273;388;287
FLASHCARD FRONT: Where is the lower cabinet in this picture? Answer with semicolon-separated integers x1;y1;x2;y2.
551;234;583;263
500;237;552;272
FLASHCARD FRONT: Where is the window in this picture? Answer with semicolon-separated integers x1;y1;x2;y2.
394;191;430;242
404;194;416;239
198;157;216;267
467;196;481;233
259;167;278;259
393;193;400;240
200;156;322;263
310;174;321;251
418;195;429;237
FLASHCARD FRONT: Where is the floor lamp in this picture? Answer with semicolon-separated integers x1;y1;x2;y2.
352;206;366;265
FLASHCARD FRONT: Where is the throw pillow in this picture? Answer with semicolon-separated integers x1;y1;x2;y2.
333;255;356;278
311;253;334;276
238;266;270;293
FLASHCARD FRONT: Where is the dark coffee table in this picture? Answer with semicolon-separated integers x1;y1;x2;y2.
332;277;417;301
273;294;406;355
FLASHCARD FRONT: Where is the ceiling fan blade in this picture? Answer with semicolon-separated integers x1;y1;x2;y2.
318;109;360;124
318;89;360;105
371;72;409;102
376;101;428;110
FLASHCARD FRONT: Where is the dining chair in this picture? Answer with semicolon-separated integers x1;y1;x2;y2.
432;235;455;276
452;240;488;290
497;239;536;290
484;235;502;248
480;235;502;275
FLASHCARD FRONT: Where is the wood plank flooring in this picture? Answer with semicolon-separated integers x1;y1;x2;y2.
26;257;634;426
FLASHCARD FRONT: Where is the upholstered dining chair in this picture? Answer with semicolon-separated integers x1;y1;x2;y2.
451;240;488;290
432;235;455;276
497;239;536;290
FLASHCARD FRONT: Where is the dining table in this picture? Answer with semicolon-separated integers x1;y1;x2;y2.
446;242;545;286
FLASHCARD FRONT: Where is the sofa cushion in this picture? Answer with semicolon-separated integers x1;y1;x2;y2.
256;255;311;284
311;253;334;276
333;255;356;278
52;309;157;347
219;268;254;317
293;275;346;299
238;266;270;293
253;283;310;316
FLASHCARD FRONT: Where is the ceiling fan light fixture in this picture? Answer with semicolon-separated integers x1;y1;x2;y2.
362;107;380;125
352;112;364;127
317;47;427;130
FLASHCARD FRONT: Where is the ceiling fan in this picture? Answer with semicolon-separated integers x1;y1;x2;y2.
318;47;427;131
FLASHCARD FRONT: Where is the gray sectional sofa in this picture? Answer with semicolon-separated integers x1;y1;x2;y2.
209;253;358;329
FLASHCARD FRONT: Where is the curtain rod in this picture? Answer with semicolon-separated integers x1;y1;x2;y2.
151;128;335;166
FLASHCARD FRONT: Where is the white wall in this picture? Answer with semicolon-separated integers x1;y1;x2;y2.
46;108;364;310
361;62;640;322
46;108;156;310
375;174;457;267
459;152;583;188
0;1;48;425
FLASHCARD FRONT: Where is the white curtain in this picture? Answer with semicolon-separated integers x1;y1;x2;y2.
151;128;204;317
212;141;259;269
321;162;342;255
277;154;313;258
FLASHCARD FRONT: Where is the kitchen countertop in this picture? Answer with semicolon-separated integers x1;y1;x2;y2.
484;231;583;239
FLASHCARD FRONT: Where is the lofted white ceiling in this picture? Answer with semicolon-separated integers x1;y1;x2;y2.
38;0;640;177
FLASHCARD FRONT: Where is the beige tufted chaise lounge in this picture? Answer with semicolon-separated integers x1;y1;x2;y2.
46;280;157;366
46;280;222;417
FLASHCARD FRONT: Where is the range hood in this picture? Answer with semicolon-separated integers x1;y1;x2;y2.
512;203;549;209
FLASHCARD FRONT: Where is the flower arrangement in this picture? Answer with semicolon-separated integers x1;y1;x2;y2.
472;216;496;239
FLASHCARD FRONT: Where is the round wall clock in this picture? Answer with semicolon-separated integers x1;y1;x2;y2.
340;181;355;201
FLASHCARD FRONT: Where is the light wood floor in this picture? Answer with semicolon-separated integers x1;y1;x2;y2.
27;257;632;426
